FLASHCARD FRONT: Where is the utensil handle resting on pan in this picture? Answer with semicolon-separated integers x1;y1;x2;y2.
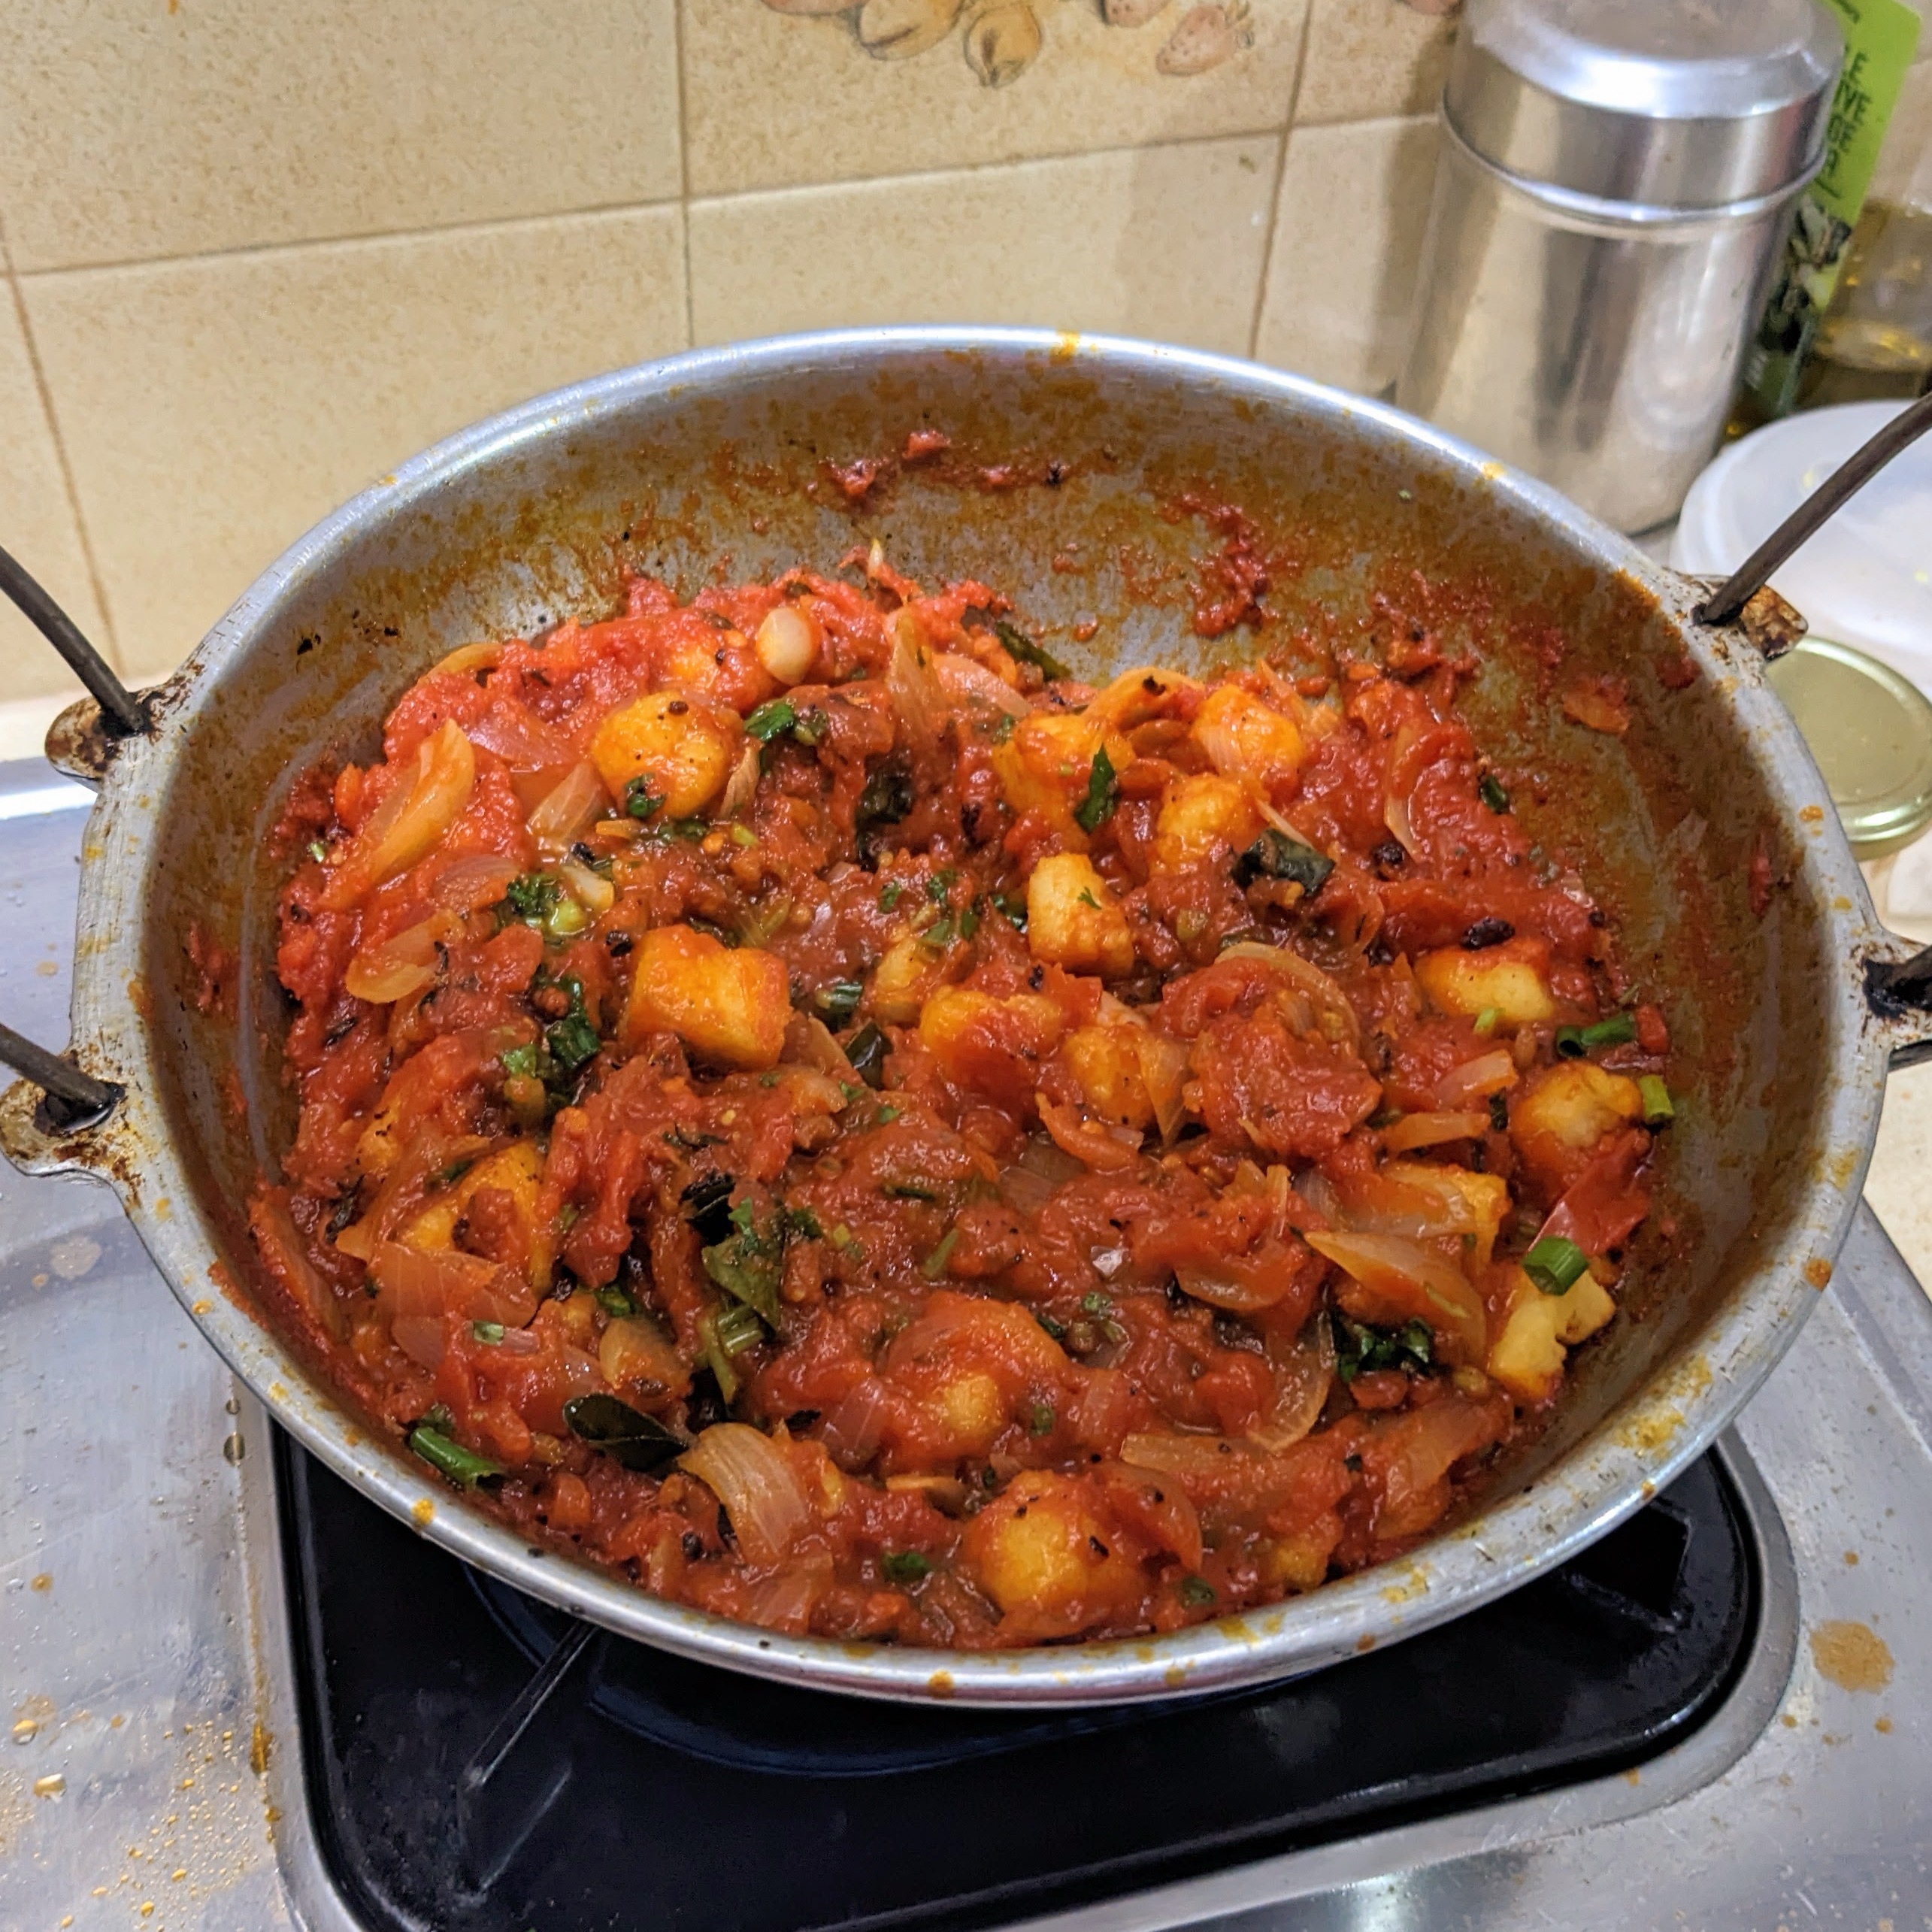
1694;390;1932;629
0;550;133;1126
0;544;147;735
1867;945;1932;1071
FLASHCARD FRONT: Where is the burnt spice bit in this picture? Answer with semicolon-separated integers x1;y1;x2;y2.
1461;916;1516;950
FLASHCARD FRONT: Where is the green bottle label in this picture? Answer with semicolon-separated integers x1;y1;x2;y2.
1740;0;1922;421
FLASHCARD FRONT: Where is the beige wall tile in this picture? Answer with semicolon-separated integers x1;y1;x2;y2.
690;137;1277;351
23;207;689;682
682;0;1304;198
0;1;682;272
0;288;114;704
1873;58;1932;204
1254;114;1437;395
1295;0;1456;127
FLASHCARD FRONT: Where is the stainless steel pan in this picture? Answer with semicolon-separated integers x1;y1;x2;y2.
5;328;1928;1706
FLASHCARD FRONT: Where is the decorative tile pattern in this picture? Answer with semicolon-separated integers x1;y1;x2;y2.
0;0;683;272
0;289;114;701
690;136;1278;351
1295;0;1457;127
681;0;1305;195
22;207;689;680
1254;114;1438;395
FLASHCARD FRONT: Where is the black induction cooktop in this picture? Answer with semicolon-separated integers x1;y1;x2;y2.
277;1432;1758;1932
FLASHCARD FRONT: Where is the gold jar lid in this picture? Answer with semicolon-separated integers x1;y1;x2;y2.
1767;637;1932;859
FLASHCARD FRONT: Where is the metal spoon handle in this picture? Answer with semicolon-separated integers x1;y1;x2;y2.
1694;389;1932;629
0;544;146;735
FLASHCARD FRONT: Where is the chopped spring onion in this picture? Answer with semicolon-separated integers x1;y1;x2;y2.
1073;744;1119;834
1028;1402;1056;1437
992;617;1070;682
712;1302;766;1357
1473;1007;1501;1038
880;1550;933;1585
1479;774;1510;813
307;839;329;862
596;1288;634;1319
471;1320;505;1345
1555;1013;1639;1058
623;777;663;819
1525;1235;1590;1296
410;1424;504;1489
1638;1075;1674;1125
744;698;798;742
920;1229;960;1280
1178;1575;1217;1609
813;980;865;1025
730;824;758;847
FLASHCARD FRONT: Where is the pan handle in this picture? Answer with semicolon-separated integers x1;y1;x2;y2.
0;550;135;1131
1867;945;1932;1071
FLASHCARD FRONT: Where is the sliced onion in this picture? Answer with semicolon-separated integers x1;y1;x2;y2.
1121;1431;1247;1480
527;760;604;858
598;1314;689;1397
432;640;504;681
755;604;819;685
1089;665;1200;729
465;701;574;771
1434;1050;1519;1108
344;913;457;1005
1250;1314;1336;1451
559;859;615;916
1383;792;1417;857
368;1239;536;1334
1304;1229;1486;1362
1382;1109;1489;1153
1216;942;1361;1046
717;741;761;819
887;609;949;748
431;852;520;914
680;1422;813;1567
1037;1095;1143;1172
934;651;1031;719
249;1193;348;1343
1172;1247;1299;1313
821;1379;892;1467
743;1550;834;1633
321;720;476;910
1134;1030;1192;1142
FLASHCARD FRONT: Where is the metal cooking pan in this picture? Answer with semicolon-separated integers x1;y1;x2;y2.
3;328;1928;1706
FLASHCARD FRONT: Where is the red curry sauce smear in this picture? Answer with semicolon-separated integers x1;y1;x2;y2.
252;550;1671;1649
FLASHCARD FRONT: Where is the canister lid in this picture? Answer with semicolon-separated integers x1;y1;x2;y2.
1446;0;1843;210
1768;636;1932;859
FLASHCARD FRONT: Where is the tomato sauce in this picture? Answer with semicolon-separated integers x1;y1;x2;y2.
250;550;1670;1649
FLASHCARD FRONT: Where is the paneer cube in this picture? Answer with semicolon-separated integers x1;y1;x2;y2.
1485;1263;1617;1402
963;1470;1135;1619
403;1140;553;1286
928;1371;1007;1456
1415;936;1556;1025
1191;684;1306;782
1152;773;1262;872
623;925;789;1070
992;712;1134;850
871;931;951;1025
1510;1061;1644;1194
1026;852;1135;977
589;690;739;817
917;987;1068;1108
1060;1024;1155;1132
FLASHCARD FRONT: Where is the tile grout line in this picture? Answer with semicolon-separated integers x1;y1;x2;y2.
1246;0;1317;364
0;214;125;677
673;0;696;351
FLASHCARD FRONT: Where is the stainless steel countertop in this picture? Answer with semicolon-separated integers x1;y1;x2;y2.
1;762;1926;1931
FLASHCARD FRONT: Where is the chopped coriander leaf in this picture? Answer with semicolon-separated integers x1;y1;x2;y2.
410;1425;503;1489
992;891;1028;931
783;1204;824;1241
745;698;798;742
1077;888;1101;909
1333;1314;1434;1383
1073;744;1119;834
433;1155;477;1189
881;1551;934;1585
957;904;980;939
1080;1290;1113;1316
921;1228;960;1279
1638;1075;1674;1125
1579;1013;1637;1049
596;1288;634;1319
813;980;865;1025
992;617;1070;681
1028;1402;1056;1437
701;1201;783;1325
502;873;561;924
1037;1311;1067;1340
790;709;827;746
1479;774;1510;813
1524;1235;1589;1295
885;1176;940;1201
623;776;664;819
1178;1575;1217;1609
877;1103;901;1124
921;915;957;949
927;870;956;903
879;880;904;912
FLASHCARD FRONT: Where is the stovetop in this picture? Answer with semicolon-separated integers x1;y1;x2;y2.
2;758;1929;1931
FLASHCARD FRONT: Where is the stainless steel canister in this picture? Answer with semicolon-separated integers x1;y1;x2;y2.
1396;0;1843;533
